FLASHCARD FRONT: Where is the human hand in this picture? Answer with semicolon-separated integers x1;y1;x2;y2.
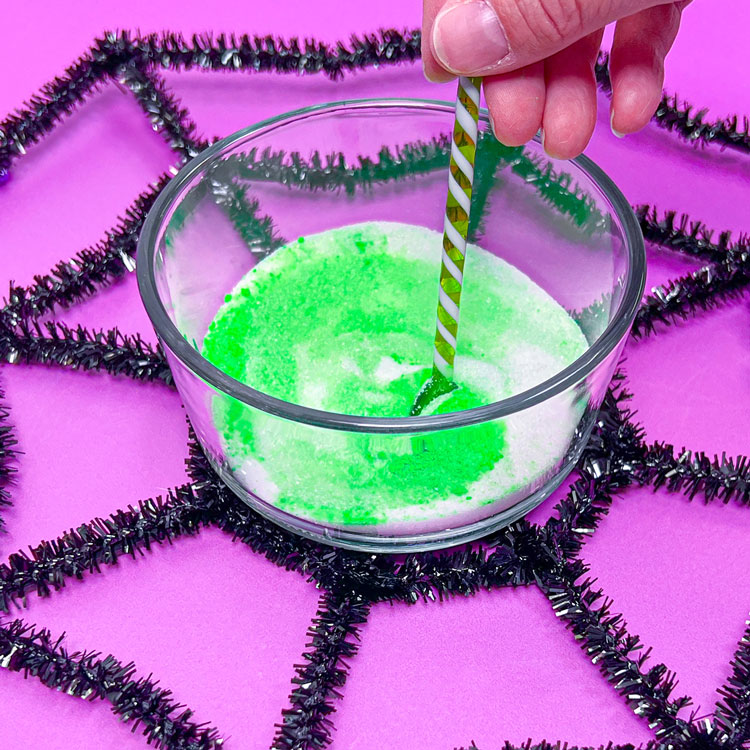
422;0;691;158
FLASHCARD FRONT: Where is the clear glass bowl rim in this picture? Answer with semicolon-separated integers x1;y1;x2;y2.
137;97;646;435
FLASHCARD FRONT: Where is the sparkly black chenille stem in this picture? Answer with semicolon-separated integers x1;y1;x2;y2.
2;32;746;177
575;208;750;343
222;135;603;234
634;443;750;507
509;150;607;233
272;591;370;750
636;205;748;264
223;135;452;194
186;435;532;602
0;32;743;569
206;179;286;255
595;52;750;155
0;32;748;580
1;27;750;749
3;382;740;748
715;620;750;743
0;619;222;748
0;384;17;534
538;559;693;742
541;382;750;741
0;29;422;174
0;49;110;173
0;428;532;614
0;320;173;385
457;744;660;750
0;484;208;612
631;253;750;338
99;29;421;79
542;373;645;553
117;64;208;162
1;178;168;323
2;423;544;617
117;64;289;253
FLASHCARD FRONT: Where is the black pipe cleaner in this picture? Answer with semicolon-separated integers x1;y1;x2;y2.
0;433;532;614
0;386;17;534
0;27;749;750
635;205;748;264
539;561;693;742
632;253;750;338
3;30;749;175
595;53;750;156
1;177;169;323
272;592;370;750
635;443;750;507
0;484;207;612
186;434;533;603
98;29;422;79
0;29;421;174
118;64;207;161
458;744;660;750
715;620;750;743
0;618;222;748
542;372;645;557
0;320;173;385
0;49;110;172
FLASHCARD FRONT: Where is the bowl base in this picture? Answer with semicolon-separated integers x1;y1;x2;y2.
203;436;590;553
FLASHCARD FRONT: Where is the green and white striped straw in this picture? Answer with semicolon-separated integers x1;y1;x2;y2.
434;75;481;379
411;75;482;416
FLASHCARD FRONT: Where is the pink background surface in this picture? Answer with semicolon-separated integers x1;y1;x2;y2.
1;1;749;747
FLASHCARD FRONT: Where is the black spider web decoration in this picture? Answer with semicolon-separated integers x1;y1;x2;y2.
0;28;749;750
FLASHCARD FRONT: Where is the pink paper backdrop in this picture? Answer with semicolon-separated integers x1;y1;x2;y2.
1;1;749;747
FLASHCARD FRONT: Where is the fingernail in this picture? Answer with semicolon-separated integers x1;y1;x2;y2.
610;110;625;139
432;0;510;75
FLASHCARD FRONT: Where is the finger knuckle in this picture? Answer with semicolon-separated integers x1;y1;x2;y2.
515;0;586;46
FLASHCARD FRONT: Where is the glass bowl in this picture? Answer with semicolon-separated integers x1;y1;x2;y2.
137;98;645;553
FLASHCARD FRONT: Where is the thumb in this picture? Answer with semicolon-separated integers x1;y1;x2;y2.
427;0;666;77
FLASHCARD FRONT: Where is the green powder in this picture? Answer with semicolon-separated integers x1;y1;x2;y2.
202;221;588;528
